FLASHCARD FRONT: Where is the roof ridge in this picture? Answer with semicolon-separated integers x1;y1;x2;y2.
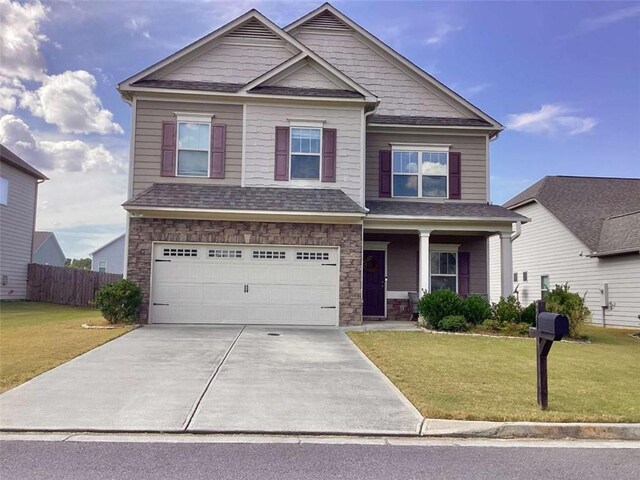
606;209;640;220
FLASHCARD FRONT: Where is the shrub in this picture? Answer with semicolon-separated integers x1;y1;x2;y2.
479;318;502;331
491;295;522;324
462;295;492;325
521;302;536;326
545;284;591;337
95;279;142;324
441;315;468;332
417;289;463;330
500;322;531;336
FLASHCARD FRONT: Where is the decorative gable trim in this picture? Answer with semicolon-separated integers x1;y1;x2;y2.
286;4;502;130
300;10;351;31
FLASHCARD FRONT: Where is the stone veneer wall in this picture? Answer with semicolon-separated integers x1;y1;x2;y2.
363;298;414;322
127;218;363;326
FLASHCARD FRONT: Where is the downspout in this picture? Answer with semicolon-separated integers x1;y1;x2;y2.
511;220;522;242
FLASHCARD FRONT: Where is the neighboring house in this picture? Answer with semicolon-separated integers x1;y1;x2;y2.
90;234;125;274
0;145;48;300
117;3;526;326
489;176;640;328
32;231;66;267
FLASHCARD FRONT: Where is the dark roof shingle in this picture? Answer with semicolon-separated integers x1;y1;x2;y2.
0;145;48;180
369;115;493;127
132;79;243;92
366;200;527;221
124;184;366;214
249;85;363;98
504;176;640;251
596;211;640;255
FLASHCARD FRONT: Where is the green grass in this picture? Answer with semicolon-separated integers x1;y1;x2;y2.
0;301;132;393
348;326;640;423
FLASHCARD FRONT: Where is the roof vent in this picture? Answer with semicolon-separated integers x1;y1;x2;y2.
226;18;281;40
301;11;350;31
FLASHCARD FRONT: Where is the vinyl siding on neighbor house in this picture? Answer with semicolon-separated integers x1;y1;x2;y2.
133;100;243;196
489;201;640;328
366;131;487;202
364;233;488;295
0;162;37;300
243;103;364;203
32;236;65;267
290;28;472;118
92;236;125;275
156;39;296;85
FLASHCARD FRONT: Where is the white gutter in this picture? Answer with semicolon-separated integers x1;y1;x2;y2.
511;220;522;242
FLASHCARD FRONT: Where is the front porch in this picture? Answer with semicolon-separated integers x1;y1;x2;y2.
362;224;519;321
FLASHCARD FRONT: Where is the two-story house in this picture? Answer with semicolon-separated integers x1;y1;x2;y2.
118;3;526;326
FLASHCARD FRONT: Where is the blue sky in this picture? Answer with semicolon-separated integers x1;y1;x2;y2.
1;0;639;258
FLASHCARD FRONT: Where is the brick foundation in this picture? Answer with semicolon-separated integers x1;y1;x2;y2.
127;218;363;326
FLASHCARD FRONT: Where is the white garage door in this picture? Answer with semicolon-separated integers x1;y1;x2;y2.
150;243;339;325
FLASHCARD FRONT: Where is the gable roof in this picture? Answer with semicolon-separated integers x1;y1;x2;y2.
285;3;502;130
0;144;48;180
366;200;528;222
118;9;376;102
32;231;65;259
504;176;640;253
90;234;125;256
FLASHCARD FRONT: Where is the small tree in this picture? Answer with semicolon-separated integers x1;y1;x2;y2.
491;295;522;323
545;284;590;337
95;279;142;324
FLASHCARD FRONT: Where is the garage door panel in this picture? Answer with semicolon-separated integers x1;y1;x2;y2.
151;243;340;326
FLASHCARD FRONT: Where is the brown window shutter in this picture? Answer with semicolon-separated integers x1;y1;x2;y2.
274;126;289;181
161;121;177;177
458;251;470;297
379;150;391;197
210;124;226;179
449;152;461;199
321;128;337;182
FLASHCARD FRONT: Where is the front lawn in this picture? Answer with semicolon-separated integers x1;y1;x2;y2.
348;326;640;423
0;302;132;393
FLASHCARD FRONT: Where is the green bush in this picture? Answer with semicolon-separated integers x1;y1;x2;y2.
491;295;522;323
95;279;142;324
462;295;492;325
545;284;591;337
500;322;531;336
417;289;463;330
479;318;502;331
521;302;536;326
441;315;468;332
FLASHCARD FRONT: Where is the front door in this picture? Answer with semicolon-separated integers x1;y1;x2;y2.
363;250;385;316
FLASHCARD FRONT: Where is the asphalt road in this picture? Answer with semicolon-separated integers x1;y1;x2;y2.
1;439;638;480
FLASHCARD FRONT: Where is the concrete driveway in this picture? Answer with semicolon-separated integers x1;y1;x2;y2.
0;326;422;435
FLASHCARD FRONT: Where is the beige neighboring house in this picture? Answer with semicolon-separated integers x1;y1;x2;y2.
117;3;526;326
490;176;640;328
0;145;48;300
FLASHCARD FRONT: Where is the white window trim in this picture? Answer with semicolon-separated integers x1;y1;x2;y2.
430;245;459;293
175;115;213;178
98;260;107;273
288;119;326;128
391;145;450;199
289;126;323;182
0;177;8;206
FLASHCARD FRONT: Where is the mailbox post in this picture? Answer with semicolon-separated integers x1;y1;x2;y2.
529;300;569;410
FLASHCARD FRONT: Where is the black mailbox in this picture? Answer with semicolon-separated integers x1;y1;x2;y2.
536;312;569;337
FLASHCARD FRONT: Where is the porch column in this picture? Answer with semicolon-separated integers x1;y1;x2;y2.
418;230;431;295
499;232;513;298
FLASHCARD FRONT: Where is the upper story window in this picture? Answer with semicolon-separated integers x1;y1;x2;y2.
0;177;8;206
177;120;210;177
98;260;107;273
290;127;322;180
392;146;449;198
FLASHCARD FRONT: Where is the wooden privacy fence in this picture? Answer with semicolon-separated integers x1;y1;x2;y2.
26;264;122;308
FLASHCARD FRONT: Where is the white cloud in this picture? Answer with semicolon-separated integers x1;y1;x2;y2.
20;70;123;135
424;22;463;45
463;82;492;97
582;5;640;32
0;77;26;112
0;113;127;173
0;0;49;80
505;104;597;136
126;16;151;39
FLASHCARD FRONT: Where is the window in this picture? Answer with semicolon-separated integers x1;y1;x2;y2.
296;251;330;261
209;249;242;258
523;271;528;282
163;248;198;257
253;250;286;259
392;147;448;198
177;121;210;176
541;275;550;300
514;272;518;282
430;251;457;292
98;261;107;273
0;177;8;206
290;127;321;180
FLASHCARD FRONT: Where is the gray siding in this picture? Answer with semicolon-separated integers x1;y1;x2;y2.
32;236;65;267
364;233;488;295
272;64;342;89
366;131;487;202
291;28;472;118
92;235;125;275
489;201;640;328
0;162;37;300
133;100;243;196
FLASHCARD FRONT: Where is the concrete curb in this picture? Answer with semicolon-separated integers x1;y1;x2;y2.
421;419;640;440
